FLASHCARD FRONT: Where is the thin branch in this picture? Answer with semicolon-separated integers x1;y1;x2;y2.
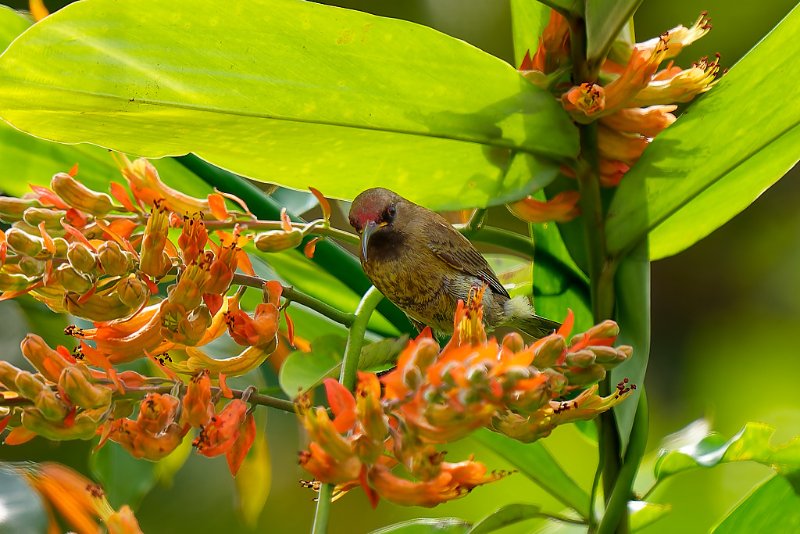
1;384;297;414
232;273;356;327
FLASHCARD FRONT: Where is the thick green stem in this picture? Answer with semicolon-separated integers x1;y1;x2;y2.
312;286;383;533
598;391;649;534
339;286;384;389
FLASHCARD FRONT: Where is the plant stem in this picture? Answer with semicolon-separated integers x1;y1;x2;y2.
205;218;360;246
232;273;356;326
312;483;333;534
598;391;649;534
0;384;296;413
312;285;384;533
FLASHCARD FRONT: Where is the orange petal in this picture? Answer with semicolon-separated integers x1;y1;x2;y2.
323;379;356;433
557;309;574;337
309;187;332;221
218;373;234;399
280;208;292;232
225;412;256;476
304;237;320;259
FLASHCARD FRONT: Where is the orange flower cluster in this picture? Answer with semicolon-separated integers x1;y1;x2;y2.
0;158;283;378
298;291;634;506
510;11;719;221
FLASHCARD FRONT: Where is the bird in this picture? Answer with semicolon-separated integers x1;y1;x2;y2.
348;187;561;338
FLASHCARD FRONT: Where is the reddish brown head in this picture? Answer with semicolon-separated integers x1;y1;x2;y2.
349;188;403;261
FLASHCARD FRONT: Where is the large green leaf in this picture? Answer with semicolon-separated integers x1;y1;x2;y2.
654;422;800;481
0;463;48;534
610;238;649;451
606;5;800;258
0;0;577;210
585;0;642;67
629;501;671;532
713;474;800;533
472;429;590;519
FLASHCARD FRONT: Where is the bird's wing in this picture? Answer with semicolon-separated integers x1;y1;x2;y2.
426;221;509;298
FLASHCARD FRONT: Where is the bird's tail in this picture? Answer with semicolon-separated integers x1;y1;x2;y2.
503;296;562;339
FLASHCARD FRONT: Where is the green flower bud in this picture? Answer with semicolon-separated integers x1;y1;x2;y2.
50;172;115;215
0;196;41;223
58;364;112;410
5;227;44;256
23;207;67;230
52;264;94;294
115;275;148;309
66;242;97;274
533;335;566;369
502;332;525;353
565;349;597;368
254;229;303;252
0;270;37;291
0;360;22;390
18;256;46;277
97;241;134;276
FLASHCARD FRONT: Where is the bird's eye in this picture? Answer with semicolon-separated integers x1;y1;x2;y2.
385;204;397;220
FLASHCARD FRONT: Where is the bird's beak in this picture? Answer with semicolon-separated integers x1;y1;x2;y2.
361;220;378;262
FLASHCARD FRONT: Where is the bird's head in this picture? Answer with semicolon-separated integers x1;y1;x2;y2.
349;188;404;261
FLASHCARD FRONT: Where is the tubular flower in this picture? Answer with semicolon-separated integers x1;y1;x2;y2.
19;462;143;534
193;397;256;475
139;200;172;279
177;212;208;264
507;191;581;224
182;370;214;427
298;297;634;507
225;295;279;348
521;10;720;186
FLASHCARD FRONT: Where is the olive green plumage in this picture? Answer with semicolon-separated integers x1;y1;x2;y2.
348;188;560;338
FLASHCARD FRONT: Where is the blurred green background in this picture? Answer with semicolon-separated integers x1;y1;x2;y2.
1;0;798;532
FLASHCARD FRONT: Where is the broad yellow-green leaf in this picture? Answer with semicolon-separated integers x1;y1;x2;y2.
234;410;271;528
469;503;542;534
510;0;550;66
370;518;470;534
713;475;800;533
0;0;577;210
585;0;642;67
606;5;800;258
629;501;671;532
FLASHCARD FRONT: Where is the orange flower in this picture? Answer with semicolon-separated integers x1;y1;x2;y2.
600;105;677;137
368;461;505;508
177;213;208;264
225;298;279;348
507;191;581;223
139;201;172;279
182;370;214;427
520;10;570;74
194;398;251;463
21;462;143;534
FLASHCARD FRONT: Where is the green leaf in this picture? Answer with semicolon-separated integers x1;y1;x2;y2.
234;410;271;528
0;0;577;210
655;422;800;481
713;475;800;533
90;441;159;509
585;0;643;66
629;501;671;532
370;518;470;534
0;463;48;534
270;188;318;217
279;335;345;398
606;4;800;258
472;429;590;519
611;238;649;452
531;220;592;334
469;503;542;534
0;6;29;49
510;0;550;66
278;334;407;397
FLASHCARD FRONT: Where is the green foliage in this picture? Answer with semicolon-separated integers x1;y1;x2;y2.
0;0;577;210
370;518;470;534
468;503;543;533
713;475;800;533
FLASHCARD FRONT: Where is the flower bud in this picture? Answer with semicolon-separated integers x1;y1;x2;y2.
15;372;70;421
168;262;210;310
52;264;94;294
139;203;172;279
5;227;44;256
571;320;619;346
0;360;22;390
58;364;112;410
21;407;101;441
502;332;525;353
64;289;137;322
564;364;606;386
565;349;597;368
533;335;566;368
161;302;211;345
52;237;69;257
50;172;115;215
254;229;303;253
21;334;71;382
0;270;37;291
96;241;134;276
115;275;148;309
0;196;41;223
67;242;97;274
18;256;46;277
22;207;66;231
